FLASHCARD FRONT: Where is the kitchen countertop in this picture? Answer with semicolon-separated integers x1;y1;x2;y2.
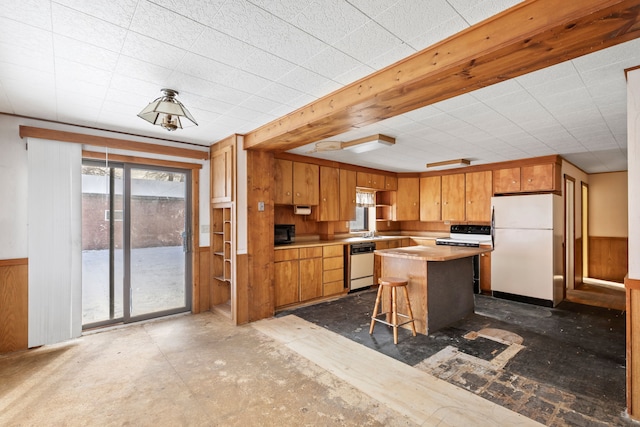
274;234;445;250
375;245;492;261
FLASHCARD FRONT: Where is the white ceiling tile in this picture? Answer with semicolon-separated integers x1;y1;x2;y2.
255;82;307;105
55;58;113;86
246;0;308;21
346;0;401;18
219;68;274;95
470;78;524;102
150;0;227;26
51;3;127;52
407;15;468;50
54;0;137;27
0;17;53;54
121;33;187;69
57;79;109;100
516;61;577;88
333;21;402;65
0;0;51;30
130;1;205;50
179;53;236;82
53;35;119;72
191;28;259;66
573;38;640;72
0;82;12;113
114;56;173;84
333;63;376;85
303;46;365;80
238;49;297;81
453;0;523;25
291;0;369;45
213;0;326;64
366;43;416;70
374;0;457;42
0;40;53;74
0;63;54;86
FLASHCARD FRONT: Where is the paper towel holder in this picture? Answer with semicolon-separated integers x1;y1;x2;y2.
294;205;312;215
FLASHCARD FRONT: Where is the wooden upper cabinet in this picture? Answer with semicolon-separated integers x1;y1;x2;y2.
465;171;492;222
339;169;357;221
521;164;554;192
419;175;441;222
317;166;340;221
356;171;385;190
384;175;398;191
493;167;520;194
441;173;465;221
494;163;557;194
356;172;372;188
274;159;320;205
395;177;420;221
211;145;233;203
293;162;319;205
274;158;293;204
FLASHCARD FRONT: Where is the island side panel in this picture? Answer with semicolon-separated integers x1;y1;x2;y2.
378;255;428;335
426;257;475;334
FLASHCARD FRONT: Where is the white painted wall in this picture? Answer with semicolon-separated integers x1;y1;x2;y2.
628;70;640;279
0;114;211;260
0;116;28;259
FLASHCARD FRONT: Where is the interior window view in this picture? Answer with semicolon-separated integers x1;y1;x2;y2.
2;2;640;426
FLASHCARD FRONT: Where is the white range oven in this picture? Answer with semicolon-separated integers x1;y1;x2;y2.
435;224;492;293
349;241;376;291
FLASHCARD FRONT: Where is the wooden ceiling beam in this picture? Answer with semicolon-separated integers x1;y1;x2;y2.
243;0;640;152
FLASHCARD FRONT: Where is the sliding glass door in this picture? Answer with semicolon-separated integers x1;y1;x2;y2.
82;162;192;328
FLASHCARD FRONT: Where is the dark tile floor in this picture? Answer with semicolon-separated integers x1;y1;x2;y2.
279;290;631;426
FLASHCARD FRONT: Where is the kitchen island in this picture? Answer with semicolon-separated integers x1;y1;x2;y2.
375;245;492;335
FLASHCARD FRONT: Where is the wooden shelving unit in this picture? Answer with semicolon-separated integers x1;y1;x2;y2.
211;203;233;317
375;190;394;221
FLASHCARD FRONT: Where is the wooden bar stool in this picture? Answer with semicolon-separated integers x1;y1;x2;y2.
369;277;417;344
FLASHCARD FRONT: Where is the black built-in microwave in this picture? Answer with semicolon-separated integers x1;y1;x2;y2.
274;224;295;245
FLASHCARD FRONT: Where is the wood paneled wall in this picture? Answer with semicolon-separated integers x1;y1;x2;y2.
589;236;628;282
246;150;274;321
0;258;28;354
195;247;210;313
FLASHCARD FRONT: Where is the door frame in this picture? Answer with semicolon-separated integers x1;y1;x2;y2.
564;174;576;295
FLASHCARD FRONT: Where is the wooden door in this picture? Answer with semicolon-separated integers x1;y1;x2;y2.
211;145;233;203
420;175;441;221
395;177;420;220
384;175;398;190
299;257;323;301
493;167;520;194
441;174;465;221
339;169;357;221
318;166;340;221
465;171;492;222
521;164;554;192
274;158;293;204
274;259;299;307
293;162;319;205
356;172;372;188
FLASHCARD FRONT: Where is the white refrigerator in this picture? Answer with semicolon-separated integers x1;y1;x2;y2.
491;193;564;307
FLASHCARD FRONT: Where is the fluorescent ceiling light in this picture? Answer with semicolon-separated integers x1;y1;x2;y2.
426;158;471;169
342;134;395;153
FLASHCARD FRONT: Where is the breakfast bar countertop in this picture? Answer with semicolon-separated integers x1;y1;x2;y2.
375;244;492;262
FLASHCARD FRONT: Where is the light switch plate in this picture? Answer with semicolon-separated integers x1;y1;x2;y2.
258;201;265;211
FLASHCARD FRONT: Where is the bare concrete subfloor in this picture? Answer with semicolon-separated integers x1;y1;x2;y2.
0;312;420;426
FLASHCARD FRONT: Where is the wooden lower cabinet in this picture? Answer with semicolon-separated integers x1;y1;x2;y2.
275;245;344;308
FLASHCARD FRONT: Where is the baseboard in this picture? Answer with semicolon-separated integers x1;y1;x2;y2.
492;291;554;308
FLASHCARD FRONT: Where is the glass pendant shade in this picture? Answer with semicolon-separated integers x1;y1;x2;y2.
138;88;198;131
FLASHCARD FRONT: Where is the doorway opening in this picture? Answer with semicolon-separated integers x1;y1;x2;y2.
81;161;192;329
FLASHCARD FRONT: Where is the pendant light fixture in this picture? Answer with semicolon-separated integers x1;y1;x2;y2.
138;88;198;131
